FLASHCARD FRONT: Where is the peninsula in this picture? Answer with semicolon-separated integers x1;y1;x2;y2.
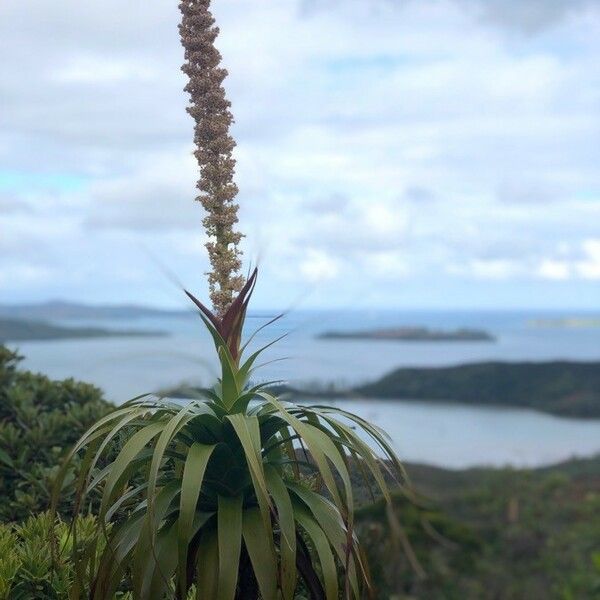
0;318;167;342
356;360;600;418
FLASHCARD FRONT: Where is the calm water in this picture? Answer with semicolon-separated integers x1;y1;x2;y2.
10;309;600;468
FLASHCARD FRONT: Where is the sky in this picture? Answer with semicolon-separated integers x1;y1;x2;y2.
0;0;599;310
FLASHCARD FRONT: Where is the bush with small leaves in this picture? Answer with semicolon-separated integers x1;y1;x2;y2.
0;346;112;522
0;512;104;599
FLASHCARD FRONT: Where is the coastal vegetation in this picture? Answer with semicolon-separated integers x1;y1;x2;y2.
356;456;600;599
0;346;111;522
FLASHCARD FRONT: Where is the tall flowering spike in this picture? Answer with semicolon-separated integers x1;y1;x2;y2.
179;0;245;316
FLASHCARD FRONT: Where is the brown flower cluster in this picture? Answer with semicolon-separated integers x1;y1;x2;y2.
179;0;244;315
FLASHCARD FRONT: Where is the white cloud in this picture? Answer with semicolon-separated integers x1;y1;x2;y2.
577;239;600;280
52;57;157;85
538;259;570;280
299;249;341;283
0;0;599;308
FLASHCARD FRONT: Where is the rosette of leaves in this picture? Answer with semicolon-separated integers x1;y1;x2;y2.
57;270;405;599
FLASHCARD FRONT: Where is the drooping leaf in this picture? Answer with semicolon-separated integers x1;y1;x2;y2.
265;466;297;600
178;442;216;596
217;494;243;600
242;507;277;600
295;505;339;600
195;528;219;600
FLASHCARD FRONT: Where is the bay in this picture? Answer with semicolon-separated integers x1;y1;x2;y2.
10;309;600;468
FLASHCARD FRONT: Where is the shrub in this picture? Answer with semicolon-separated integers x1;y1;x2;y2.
0;512;103;599
59;275;405;599
0;346;112;522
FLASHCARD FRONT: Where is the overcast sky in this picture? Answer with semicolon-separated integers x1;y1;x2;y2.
1;0;599;310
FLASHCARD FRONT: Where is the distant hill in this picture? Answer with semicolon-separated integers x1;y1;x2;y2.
0;318;168;342
0;300;191;321
356;361;600;418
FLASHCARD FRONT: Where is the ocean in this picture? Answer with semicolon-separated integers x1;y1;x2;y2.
9;309;600;468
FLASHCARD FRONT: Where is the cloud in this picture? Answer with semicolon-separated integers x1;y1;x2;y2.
537;259;570;281
461;0;600;34
301;0;600;34
403;186;437;204
84;154;200;231
577;239;600;280
299;249;341;282
0;193;29;214
0;0;599;308
496;180;564;205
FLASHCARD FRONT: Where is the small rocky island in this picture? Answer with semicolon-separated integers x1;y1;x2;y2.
318;326;495;342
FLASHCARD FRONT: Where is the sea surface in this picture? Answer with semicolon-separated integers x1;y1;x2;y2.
10;309;600;469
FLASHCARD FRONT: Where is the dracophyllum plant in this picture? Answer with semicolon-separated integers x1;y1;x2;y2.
56;1;407;598
57;272;405;599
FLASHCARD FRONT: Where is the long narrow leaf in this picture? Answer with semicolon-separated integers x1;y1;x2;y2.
217;495;243;600
242;507;277;600
265;466;297;600
178;442;216;596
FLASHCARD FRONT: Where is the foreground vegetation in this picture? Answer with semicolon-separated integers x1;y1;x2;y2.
0;346;111;522
2;345;599;598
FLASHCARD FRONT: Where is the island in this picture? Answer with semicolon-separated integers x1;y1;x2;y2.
318;326;495;342
0;318;168;342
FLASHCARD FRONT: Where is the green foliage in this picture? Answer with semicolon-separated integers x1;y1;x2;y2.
0;512;103;599
356;458;600;599
60;307;405;599
0;346;112;522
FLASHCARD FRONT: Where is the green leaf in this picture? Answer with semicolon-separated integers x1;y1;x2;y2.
99;421;164;520
295;505;339;600
145;520;179;598
195;528;219;600
132;481;181;596
242;507;278;600
217;495;243;600
84;405;150;490
92;511;146;600
322;414;391;503
265;466;297;600
290;484;359;599
0;447;13;468
147;405;193;511
257;392;346;516
226;414;272;531
178;442;216;596
218;346;240;410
